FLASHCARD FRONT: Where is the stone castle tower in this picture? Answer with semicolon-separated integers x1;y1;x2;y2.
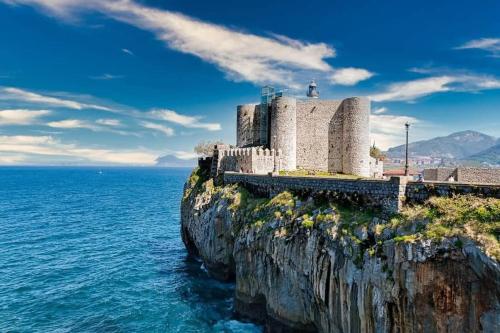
234;84;371;177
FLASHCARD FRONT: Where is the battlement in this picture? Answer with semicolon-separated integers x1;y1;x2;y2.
211;146;282;176
219;147;281;157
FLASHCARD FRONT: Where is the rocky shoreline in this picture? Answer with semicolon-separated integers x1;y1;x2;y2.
181;170;500;332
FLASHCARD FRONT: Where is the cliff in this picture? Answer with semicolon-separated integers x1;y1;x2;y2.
181;169;500;332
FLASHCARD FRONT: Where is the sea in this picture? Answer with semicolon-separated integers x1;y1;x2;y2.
0;167;261;333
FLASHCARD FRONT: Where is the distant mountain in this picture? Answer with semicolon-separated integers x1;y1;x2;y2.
155;154;197;168
386;130;498;159
463;143;500;166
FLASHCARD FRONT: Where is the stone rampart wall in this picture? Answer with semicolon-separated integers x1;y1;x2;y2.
223;173;500;213
198;156;213;172
217;148;279;175
405;181;500;203
224;172;404;213
456;167;500;184
423;168;457;182
424;167;500;184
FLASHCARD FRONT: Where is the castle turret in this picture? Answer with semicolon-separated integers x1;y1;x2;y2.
271;96;296;171
341;97;370;176
237;104;258;147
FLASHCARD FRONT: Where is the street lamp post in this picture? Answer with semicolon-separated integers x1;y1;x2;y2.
404;122;410;176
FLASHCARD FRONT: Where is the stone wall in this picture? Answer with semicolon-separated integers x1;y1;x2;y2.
457;167;500;184
198;156;213;172
341;97;370;176
216;148;279;175
423;168;457;182
257;104;269;146
223;173;500;213
293;98;370;176
295;99;341;170
405;181;500;203
224;172;405;213
270;96;297;171
369;157;384;178
424;167;500;184
237;104;261;147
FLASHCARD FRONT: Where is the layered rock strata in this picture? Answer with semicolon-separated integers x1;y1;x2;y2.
181;175;500;333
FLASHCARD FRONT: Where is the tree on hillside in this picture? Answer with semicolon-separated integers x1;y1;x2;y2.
194;140;225;157
370;144;386;160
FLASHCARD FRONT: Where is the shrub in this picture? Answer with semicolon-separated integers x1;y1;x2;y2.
397;195;500;259
302;219;314;229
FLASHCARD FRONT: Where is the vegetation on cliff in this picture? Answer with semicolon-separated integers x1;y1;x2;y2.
182;169;500;332
184;168;500;261
393;195;500;259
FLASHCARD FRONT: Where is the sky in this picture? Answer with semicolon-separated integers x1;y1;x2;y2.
0;0;499;165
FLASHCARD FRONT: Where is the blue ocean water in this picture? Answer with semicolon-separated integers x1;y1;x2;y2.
0;167;261;333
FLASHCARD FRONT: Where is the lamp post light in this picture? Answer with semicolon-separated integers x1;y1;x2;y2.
404;122;410;177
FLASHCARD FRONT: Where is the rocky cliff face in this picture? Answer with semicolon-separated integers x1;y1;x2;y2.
181;172;500;333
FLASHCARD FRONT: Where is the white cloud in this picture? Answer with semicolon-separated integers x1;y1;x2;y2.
0;135;158;165
47;119;99;130
173;150;198;160
1;0;371;87
456;38;500;57
0;84;220;136
96;118;122;126
0;153;26;164
140;121;175;136
369;74;500;102
370;76;453;102
89;73;124;80
370;114;419;149
47;118;134;136
330;67;374;86
0;109;51;125
151;109;221;131
372;107;387;114
122;48;134;56
0;86;114;111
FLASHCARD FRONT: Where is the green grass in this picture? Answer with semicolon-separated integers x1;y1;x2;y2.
302;219;314;229
183;167;209;200
394;195;500;260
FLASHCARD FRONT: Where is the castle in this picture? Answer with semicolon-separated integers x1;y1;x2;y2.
211;82;381;178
